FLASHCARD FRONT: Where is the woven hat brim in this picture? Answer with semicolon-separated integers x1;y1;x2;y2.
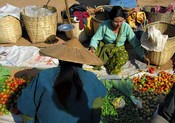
40;42;104;66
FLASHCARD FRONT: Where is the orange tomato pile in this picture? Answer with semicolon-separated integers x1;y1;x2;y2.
132;71;175;94
0;77;29;116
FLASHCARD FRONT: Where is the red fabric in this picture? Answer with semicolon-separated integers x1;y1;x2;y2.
73;11;89;30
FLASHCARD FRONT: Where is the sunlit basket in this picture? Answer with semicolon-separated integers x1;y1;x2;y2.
141;6;174;23
0;16;22;43
143;21;175;66
21;6;58;43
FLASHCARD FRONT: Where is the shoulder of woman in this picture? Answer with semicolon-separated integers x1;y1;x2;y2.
122;21;131;27
78;68;98;77
122;21;133;30
39;67;59;76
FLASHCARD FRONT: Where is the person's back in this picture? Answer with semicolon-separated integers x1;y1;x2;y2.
17;38;107;123
18;66;106;123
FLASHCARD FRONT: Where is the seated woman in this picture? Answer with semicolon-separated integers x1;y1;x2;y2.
17;38;107;123
89;6;150;74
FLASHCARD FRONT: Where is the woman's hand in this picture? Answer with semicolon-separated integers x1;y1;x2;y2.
143;56;150;66
89;46;95;54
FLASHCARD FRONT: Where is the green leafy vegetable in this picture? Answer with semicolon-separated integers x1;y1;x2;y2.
0;64;11;91
112;78;142;108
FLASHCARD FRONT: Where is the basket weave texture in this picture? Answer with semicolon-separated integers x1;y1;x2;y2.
21;6;58;43
142;6;174;23
143;21;175;66
0;16;22;43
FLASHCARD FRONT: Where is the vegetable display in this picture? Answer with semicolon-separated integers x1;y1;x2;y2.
100;71;175;123
0;66;174;123
132;71;175;94
0;77;29;116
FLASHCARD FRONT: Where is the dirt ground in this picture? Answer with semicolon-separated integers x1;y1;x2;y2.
0;0;174;70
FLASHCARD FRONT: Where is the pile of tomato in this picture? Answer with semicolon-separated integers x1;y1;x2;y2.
0;77;29;116
132;71;175;94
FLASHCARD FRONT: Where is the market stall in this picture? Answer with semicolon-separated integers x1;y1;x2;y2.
0;1;174;123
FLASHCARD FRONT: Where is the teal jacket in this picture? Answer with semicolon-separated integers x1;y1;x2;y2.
17;67;107;123
90;20;145;59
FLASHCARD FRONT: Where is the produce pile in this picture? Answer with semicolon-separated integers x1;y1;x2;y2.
0;65;30;116
0;63;174;123
100;71;175;123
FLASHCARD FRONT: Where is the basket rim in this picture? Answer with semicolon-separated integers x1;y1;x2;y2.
143;21;175;40
142;21;175;52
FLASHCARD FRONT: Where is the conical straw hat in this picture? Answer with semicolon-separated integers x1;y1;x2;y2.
40;38;104;65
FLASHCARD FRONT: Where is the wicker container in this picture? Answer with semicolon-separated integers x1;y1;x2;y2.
62;18;88;43
0;16;22;43
141;6;174;23
92;5;111;33
143;21;175;66
21;6;58;43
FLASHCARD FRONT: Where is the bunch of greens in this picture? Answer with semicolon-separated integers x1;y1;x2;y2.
100;81;142;123
0;64;11;91
113;78;142;108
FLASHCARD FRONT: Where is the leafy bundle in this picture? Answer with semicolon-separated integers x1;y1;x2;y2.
113;78;142;108
0;64;11;91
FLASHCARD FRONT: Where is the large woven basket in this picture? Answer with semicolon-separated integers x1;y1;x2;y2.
141;6;174;23
143;21;175;66
21;6;58;43
0;16;22;43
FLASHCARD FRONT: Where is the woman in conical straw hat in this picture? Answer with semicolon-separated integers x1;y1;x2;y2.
17;38;107;123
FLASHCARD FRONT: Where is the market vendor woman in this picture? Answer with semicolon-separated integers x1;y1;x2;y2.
89;6;150;74
17;38;107;123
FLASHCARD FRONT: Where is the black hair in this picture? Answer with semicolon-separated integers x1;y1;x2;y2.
109;6;125;20
54;61;83;108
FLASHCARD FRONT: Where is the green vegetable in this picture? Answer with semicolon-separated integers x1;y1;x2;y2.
112;78;142;108
101;79;113;91
112;78;133;97
0;64;11;91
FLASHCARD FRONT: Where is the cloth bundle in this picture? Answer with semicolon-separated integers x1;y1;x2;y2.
126;11;146;29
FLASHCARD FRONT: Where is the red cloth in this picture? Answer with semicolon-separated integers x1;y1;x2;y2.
73;11;89;30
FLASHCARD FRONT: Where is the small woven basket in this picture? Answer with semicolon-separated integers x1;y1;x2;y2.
141;6;174;23
143;21;175;66
0;16;22;43
21;6;58;43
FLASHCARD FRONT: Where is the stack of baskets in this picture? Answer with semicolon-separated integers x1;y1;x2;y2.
0;16;22;43
21;5;58;43
143;21;175;66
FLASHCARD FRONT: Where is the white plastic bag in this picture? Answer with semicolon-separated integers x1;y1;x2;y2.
141;26;168;52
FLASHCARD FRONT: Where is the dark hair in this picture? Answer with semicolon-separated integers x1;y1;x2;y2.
109;6;125;20
54;61;83;108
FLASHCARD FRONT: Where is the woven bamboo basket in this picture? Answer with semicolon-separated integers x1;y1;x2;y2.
92;5;112;33
143;21;175;66
0;16;22;43
21;6;58;43
141;6;174;23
